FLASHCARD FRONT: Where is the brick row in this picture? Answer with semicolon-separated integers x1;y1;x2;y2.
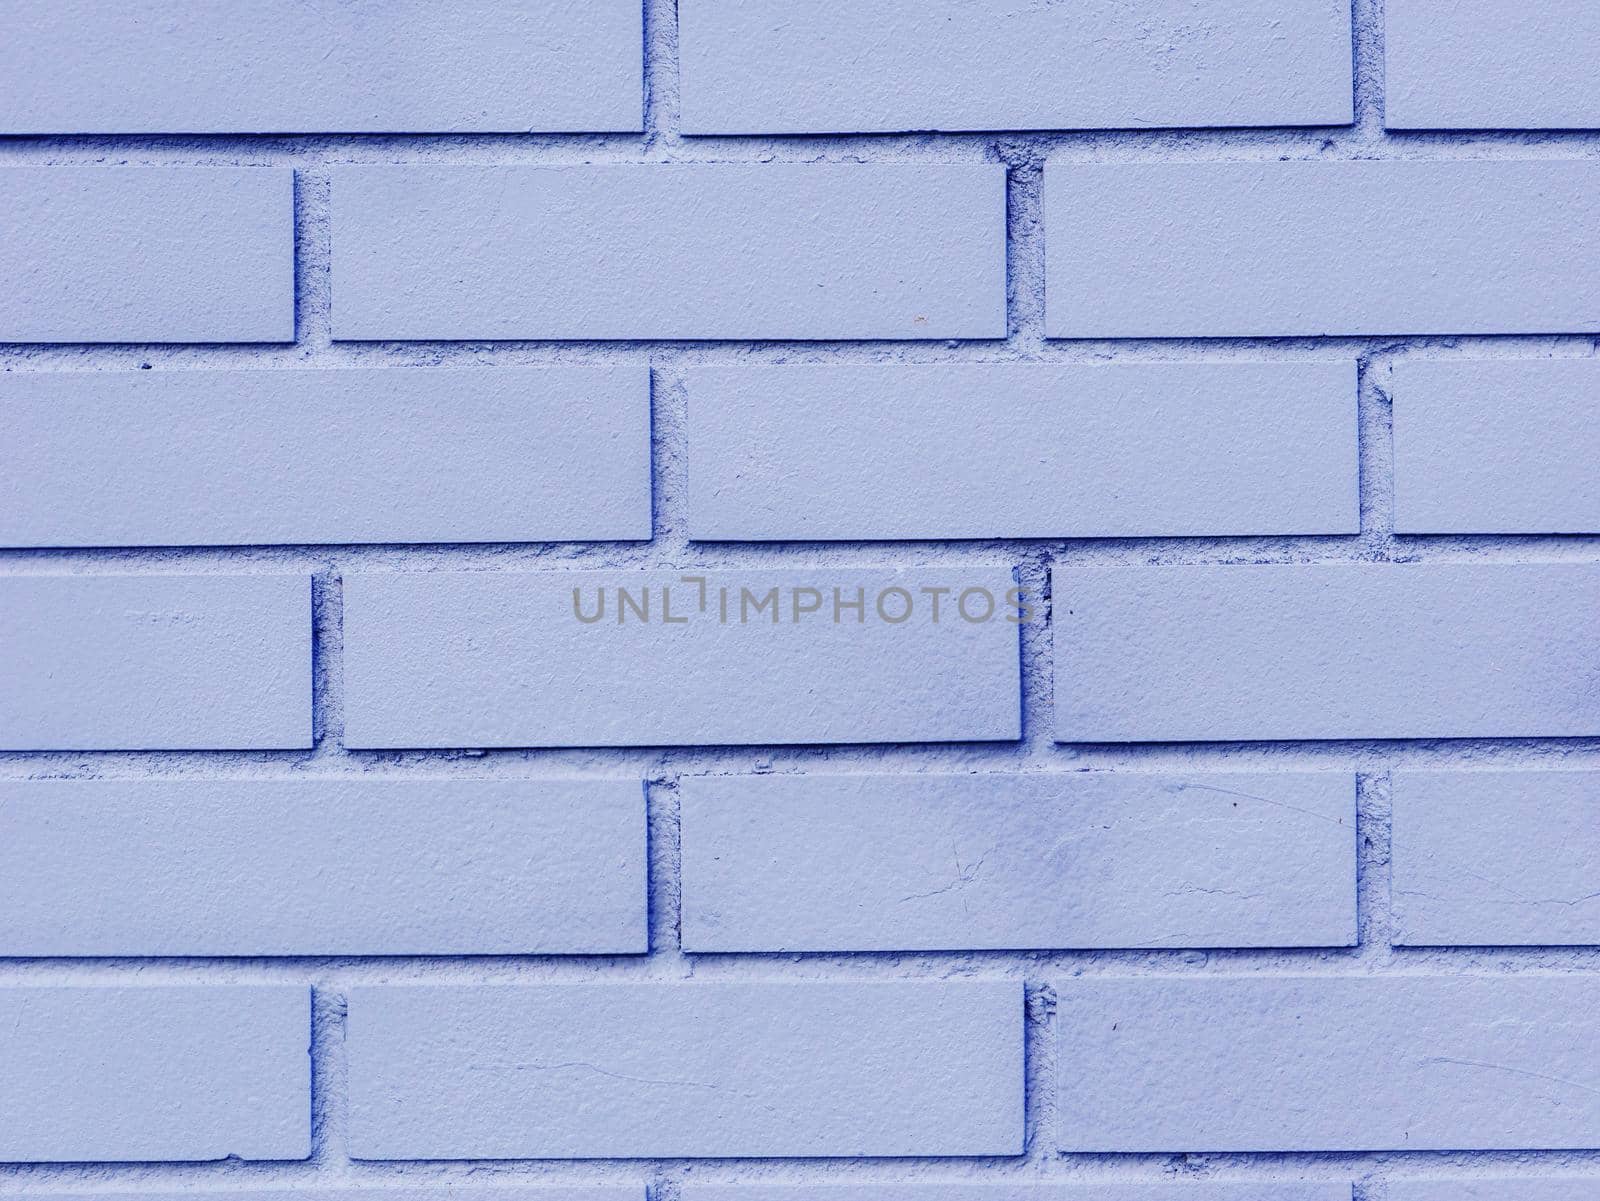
9;565;1600;750
9;163;1600;345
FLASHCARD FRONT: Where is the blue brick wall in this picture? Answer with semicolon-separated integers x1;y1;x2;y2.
3;1;1600;1198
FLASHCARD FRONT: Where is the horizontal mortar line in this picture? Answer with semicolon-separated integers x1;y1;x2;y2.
5;127;1600;158
3;545;1600;571
5;737;1600;767
6;334;1600;359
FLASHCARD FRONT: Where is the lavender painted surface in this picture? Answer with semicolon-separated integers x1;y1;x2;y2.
2;0;1598;1191
347;982;1023;1158
0;574;311;749
331;166;1006;341
1045;161;1600;337
680;772;1356;951
1057;976;1600;1150
0;778;647;956
688;362;1358;540
0;366;651;546
679;0;1353;133
1386;0;1600;129
0;168;293;343
0;986;309;1162
342;568;1022;748
0;0;642;133
1392;771;1600;947
1053;564;1600;741
1391;358;1600;533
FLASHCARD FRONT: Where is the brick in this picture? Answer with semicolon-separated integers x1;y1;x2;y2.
1393;771;1600;947
343;569;1022;748
330;166;1005;341
1053;564;1600;742
1392;358;1600;533
0;0;640;134
0;778;645;956
688;362;1357;540
0;986;308;1161
1386;1;1600;129
1389;1182;1600;1201
686;1187;1352;1201
1057;977;1600;1151
680;771;1355;952
0;366;650;547
0;574;311;750
1045;161;1600;338
680;0;1352;134
347;981;1022;1158
0;168;292;343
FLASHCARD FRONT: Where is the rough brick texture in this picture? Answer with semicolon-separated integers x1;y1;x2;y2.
3;1;1598;1197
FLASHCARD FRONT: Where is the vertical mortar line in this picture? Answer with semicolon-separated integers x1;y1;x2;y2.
1351;0;1387;141
1356;350;1398;556
645;775;690;969
308;983;351;1167
293;166;335;352
1014;554;1055;758
1353;766;1396;961
999;145;1048;353
1023;981;1057;1165
649;364;693;554
642;0;683;154
309;567;346;755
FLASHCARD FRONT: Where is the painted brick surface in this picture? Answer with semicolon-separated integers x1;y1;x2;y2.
4;0;1598;1191
1392;358;1600;533
0;168;293;343
1392;771;1600;947
680;772;1355;952
347;982;1023;1158
1053;564;1600;741
0;366;650;547
688;363;1358;540
331;165;1005;341
0;1;641;134
0;986;308;1162
1057;977;1600;1151
343;569;1022;748
0;574;311;750
0;778;646;956
1045;161;1600;337
679;0;1353;133
1386;0;1600;129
